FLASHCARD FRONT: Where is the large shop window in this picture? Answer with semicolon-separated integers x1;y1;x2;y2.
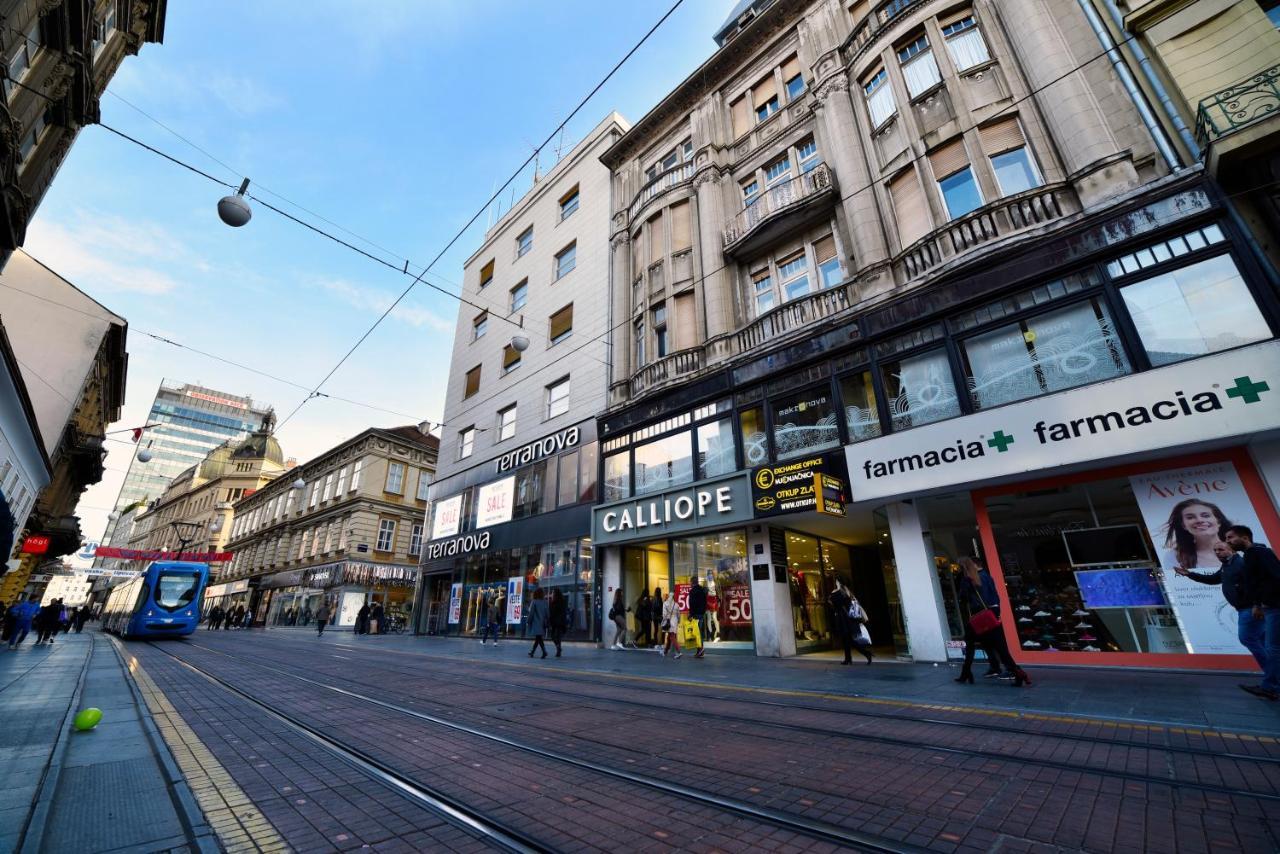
880;348;961;431
771;386;840;460
783;532;856;652
962;298;1131;410
984;459;1273;657
603;451;630;501
634;432;695;496
839;370;882;442
1118;254;1272;367
697;419;736;479
739;406;769;467
453;537;596;641
623;533;754;648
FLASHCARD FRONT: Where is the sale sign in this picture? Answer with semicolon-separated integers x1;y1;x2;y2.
674;581;691;613
722;585;753;626
506;576;524;624
447;583;462;624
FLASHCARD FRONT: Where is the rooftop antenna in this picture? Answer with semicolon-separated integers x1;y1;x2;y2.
524;138;541;183
553;128;566;163
485;177;498;230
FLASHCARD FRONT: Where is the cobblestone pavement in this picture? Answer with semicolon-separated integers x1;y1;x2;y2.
121;629;1280;853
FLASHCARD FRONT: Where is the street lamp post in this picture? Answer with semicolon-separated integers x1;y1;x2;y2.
169;520;203;558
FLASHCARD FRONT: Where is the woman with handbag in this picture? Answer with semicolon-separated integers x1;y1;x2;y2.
660;591;683;659
827;581;873;665
957;557;1029;687
608;589;630;650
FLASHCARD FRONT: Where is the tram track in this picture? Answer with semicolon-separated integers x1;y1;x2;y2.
146;641;924;854
238;633;1280;772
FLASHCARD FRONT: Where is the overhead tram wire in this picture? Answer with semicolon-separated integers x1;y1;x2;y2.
272;0;689;433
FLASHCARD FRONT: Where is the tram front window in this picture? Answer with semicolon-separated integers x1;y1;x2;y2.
156;572;200;611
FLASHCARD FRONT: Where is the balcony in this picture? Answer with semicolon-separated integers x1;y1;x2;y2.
627;161;695;223
895;181;1079;282
722;163;836;258
1195;64;1280;175
628;347;705;399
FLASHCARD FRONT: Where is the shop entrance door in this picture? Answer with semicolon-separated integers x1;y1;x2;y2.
422;573;451;635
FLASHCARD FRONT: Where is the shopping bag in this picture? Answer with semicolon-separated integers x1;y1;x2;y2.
856;624;872;646
681;617;701;646
370;620;379;634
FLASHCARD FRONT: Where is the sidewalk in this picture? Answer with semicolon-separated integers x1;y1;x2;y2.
269;629;1280;735
0;630;214;853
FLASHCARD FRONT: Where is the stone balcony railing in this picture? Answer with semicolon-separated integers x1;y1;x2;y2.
628;347;705;398
722;163;834;250
895;181;1079;282
1194;62;1280;151
627;161;695;223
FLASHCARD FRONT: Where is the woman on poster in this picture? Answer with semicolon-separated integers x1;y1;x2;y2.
1161;499;1232;569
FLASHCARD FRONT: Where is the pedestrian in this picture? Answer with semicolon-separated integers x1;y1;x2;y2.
527;588;549;659
36;599;60;645
241;607;254;629
8;595;39;649
73;606;88;633
688;576;708;658
370;601;384;635
0;600;10;645
487;589;506;645
660;590;682;659
234;604;246;630
1175;540;1266;671
1224;525;1280;700
211;605;225;630
315;601;331;636
650;586;665;649
608;589;629;650
549;589;567;658
302;606;312;626
827;580;873;665
59;602;70;633
634;590;652;648
955;557;1029;686
355;603;370;636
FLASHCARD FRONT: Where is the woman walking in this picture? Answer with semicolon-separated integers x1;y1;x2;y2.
549;590;567;657
827;580;873;665
660;591;682;659
634;590;652;648
956;557;1029;687
527;589;549;659
650;586;665;648
609;589;630;650
315;601;331;636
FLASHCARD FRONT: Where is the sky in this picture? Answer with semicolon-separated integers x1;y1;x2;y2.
28;0;734;549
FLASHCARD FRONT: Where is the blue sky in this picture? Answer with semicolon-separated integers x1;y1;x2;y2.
32;0;733;544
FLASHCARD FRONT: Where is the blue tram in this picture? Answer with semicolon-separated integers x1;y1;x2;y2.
102;561;209;639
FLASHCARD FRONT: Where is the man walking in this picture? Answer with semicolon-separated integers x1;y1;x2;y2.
688;576;708;658
1175;541;1265;669
1224;525;1280;701
7;595;39;649
315;601;331;636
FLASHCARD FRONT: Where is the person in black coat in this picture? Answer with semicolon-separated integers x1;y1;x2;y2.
634;591;652;648
826;581;872;665
549;590;568;657
1176;540;1265;669
956;558;1028;686
650;587;665;648
355;603;371;635
370;602;384;635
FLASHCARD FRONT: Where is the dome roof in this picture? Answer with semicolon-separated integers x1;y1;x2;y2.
197;442;235;480
231;430;284;465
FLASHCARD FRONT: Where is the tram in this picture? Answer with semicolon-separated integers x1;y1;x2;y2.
102;561;209;639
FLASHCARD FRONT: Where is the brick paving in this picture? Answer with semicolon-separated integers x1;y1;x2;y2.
141;631;1280;852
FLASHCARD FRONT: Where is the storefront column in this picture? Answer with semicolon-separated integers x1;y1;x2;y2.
747;526;797;658
884;501;950;663
1250;440;1280;514
602;546;621;649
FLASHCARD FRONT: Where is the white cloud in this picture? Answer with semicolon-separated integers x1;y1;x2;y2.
204;73;285;117
23;215;188;295
316;278;453;332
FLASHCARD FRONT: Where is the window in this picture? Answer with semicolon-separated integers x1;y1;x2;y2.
1106;224;1225;277
634;432;695;495
981;118;1041;197
409;524;423;556
889;168;930;246
458;427;476;459
559;185;580;220
578;442;598;503
322;473;334;502
839;370;882;442
778;252;811;302
549;303;573;345
764;154;792;187
753;270;775;315
730;95;750;139
311;527;323;556
516;226;533;258
5;20;40;100
863;67;895;127
653;303;669;357
697;419;736;479
498;404;517;442
92;2;116;57
473;312;488;341
350;460;363;491
18;110;47;166
782;55;804;101
898;34;941;98
815;235;841;288
464;365;481;398
942;13;990;71
931;140;982;220
416;470;430;501
1266;0;1280;28
635;320;646;366
962;299;1131;410
546;377;570;419
336;466;348;495
739;406;768;467
155;571;200;611
555;242;576;279
503;343;522;373
754;71;779;122
1120;254;1272;367
880;348;961;431
308;482;319;508
670;200;692;253
385;461;406;494
510;279;527;312
479;259;495;289
772;386;840;460
603;451;630;500
742;177;761;207
557;451;579;507
376;519;396;552
797;137;821;173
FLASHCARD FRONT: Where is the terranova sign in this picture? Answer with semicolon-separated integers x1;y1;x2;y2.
846;341;1280;502
592;473;753;546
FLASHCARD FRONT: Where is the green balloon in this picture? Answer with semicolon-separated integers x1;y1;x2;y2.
73;708;103;731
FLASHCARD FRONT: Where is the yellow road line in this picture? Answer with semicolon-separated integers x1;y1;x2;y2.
124;651;290;854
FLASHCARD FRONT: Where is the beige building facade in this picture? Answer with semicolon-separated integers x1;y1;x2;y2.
221;425;438;630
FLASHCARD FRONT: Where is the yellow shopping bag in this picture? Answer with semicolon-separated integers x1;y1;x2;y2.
680;617;701;646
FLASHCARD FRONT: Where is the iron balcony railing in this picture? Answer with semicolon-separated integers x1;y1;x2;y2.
1194;63;1280;152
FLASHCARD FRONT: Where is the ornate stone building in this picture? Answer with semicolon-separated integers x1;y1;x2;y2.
0;0;167;267
220;425;438;629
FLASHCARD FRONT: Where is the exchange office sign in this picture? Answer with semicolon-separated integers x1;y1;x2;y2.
845;340;1280;501
751;454;848;518
592;473;753;546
